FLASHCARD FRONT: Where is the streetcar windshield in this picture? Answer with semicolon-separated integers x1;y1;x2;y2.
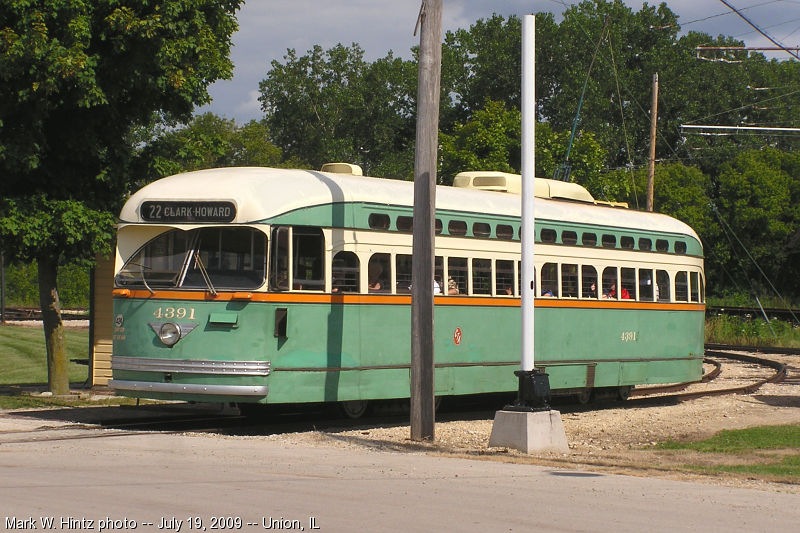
115;227;267;290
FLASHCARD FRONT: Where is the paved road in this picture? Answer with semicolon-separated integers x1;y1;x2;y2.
0;410;797;533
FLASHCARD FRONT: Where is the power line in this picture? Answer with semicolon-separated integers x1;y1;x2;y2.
718;0;800;59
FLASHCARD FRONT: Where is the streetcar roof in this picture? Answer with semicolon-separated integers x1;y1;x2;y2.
119;167;699;239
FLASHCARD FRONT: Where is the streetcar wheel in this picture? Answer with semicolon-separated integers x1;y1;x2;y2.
340;400;370;419
617;386;632;401
575;389;592;405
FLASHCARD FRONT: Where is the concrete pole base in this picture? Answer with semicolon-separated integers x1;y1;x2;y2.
488;409;569;453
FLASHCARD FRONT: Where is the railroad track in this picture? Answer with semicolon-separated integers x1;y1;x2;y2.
1;344;795;444
1;307;88;321
628;344;793;402
706;305;800;322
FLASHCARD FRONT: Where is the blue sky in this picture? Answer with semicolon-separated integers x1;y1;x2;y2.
199;1;800;123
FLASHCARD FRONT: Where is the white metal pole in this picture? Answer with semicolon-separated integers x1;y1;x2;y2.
521;14;535;372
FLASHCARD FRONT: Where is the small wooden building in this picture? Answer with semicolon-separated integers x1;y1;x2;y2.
89;255;114;386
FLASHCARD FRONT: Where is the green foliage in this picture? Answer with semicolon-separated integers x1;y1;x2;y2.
438;101;607;188
4;261;89;308
0;1;242;392
0;0;241;262
131;113;294;184
439;100;520;184
0;195;114;264
441;14;523;128
705;315;800;348
259;44;416;176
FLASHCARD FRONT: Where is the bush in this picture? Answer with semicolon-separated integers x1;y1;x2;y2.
706;314;800;348
3;261;89;309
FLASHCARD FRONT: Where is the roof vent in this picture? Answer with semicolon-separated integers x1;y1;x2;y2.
452;171;596;203
321;162;363;175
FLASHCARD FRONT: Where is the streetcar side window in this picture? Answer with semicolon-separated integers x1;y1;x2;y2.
435;256;444;294
367;253;390;292
638;238;652;251
368;213;390;230
620;236;634;250
541;228;557;243
582;232;597;246
472;258;492;295
332;252;359;293
601;234;616;248
602;267;618;299
620;267;636;300
656;270;670;301
690;271;700;302
656;239;669;252
396;254;412;293
448;220;467;236
581;265;598;299
562;230;578;245
700;273;705;302
639;269;655;301
447;257;467;294
473;223;491;238
561;264;578;298
541;263;558;297
496;259;515;296
270;227;290;291
396;216;413;232
497;224;514;240
675;271;689;301
292;227;324;291
675;241;687;254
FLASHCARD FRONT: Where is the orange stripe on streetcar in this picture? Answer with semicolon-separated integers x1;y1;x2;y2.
112;289;705;311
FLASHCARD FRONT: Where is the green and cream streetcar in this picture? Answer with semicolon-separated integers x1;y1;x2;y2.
109;164;705;411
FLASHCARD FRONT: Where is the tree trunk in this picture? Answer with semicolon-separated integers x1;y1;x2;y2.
37;256;69;395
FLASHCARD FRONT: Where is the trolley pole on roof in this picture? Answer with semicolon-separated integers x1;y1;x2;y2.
489;15;568;453
410;0;442;442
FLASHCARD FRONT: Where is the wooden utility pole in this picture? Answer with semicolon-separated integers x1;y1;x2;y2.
410;0;442;442
647;73;658;212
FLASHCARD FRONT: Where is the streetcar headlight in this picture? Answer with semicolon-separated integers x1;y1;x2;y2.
159;322;181;347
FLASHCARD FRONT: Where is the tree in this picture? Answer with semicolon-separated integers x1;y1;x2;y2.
440;14;524;128
713;148;800;296
259;44;416;177
438;100;606;188
130;113;294;184
0;1;241;394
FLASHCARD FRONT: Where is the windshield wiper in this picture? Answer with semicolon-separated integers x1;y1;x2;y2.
193;251;218;296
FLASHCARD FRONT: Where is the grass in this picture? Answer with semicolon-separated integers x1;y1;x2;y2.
0;394;142;410
658;425;800;453
0;324;89;385
657;425;800;483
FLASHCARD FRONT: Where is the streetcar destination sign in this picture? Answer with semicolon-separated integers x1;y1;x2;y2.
140;201;236;222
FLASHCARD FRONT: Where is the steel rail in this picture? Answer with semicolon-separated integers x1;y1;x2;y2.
628;346;788;403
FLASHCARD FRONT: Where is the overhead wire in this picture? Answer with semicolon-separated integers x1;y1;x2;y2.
717;0;800;59
607;37;639;208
